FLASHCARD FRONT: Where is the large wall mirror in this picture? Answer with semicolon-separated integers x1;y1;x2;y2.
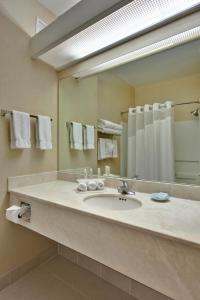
58;38;200;185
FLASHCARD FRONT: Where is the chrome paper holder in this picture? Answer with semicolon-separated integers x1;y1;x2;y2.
18;202;31;222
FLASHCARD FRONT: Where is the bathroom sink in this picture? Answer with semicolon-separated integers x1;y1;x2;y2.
83;194;142;211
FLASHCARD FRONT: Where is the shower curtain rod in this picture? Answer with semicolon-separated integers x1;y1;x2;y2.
120;100;200;116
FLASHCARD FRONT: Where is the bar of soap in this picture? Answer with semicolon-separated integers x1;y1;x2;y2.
150;192;170;202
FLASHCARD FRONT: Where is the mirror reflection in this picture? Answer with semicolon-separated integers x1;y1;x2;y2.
59;39;200;185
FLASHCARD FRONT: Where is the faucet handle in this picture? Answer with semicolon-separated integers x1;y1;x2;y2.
117;179;135;195
117;179;128;194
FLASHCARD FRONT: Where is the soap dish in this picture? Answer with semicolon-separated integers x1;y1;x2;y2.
150;192;170;202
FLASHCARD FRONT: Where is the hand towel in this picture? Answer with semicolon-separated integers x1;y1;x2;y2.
36;115;52;150
98;119;123;131
70;122;83;150
83;125;95;150
10;110;31;149
87;180;97;191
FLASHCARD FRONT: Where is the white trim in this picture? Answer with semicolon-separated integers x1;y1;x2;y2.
35;17;48;33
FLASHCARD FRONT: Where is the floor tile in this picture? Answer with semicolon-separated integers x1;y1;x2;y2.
41;256;137;300
131;279;172;300
101;264;131;294
0;265;87;300
0;256;138;300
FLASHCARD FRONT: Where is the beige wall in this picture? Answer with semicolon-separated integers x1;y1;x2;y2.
97;71;134;175
0;9;57;275
135;73;200;121
98;72;134;123
0;0;56;37
59;77;98;171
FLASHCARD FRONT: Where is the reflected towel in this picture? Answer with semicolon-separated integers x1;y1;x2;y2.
83;125;95;150
77;182;87;192
70;122;83;150
98;138;117;160
112;140;118;158
87;180;97;191
97;127;122;135
98;119;123;131
96;180;104;190
98;138;106;160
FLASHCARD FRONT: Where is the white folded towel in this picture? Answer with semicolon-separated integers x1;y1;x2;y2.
98;138;106;160
112;140;118;158
10;110;31;149
70;122;83;150
96;180;104;190
106;139;114;157
77;182;87;192
98;119;123;131
98;138;111;160
36;115;52;150
98;138;118;160
98;127;122;136
83;125;95;150
87;180;97;191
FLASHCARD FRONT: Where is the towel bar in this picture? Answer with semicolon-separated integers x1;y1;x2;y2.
0;109;53;121
66;122;96;128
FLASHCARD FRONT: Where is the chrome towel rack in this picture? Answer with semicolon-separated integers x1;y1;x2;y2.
66;121;96;128
0;109;53;121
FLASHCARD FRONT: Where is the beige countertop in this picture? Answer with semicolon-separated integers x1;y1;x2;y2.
9;180;200;248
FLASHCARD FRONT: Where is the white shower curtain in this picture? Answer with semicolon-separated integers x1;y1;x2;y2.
127;101;175;182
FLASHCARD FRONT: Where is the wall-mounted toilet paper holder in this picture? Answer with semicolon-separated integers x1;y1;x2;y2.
6;202;31;224
18;202;31;222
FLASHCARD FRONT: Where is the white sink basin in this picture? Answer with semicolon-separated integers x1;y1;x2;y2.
83;193;142;211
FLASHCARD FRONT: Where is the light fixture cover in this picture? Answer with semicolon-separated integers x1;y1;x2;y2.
40;0;200;69
73;26;200;78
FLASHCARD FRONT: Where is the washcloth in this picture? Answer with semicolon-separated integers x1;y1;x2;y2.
70;122;83;150
10;110;31;149
96;180;104;190
36;115;52;150
83;125;95;150
77;182;87;192
87;180;97;191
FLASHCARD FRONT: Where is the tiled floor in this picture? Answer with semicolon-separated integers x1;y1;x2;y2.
0;256;137;300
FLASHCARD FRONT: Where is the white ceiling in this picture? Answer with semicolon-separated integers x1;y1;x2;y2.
111;39;200;86
37;0;81;16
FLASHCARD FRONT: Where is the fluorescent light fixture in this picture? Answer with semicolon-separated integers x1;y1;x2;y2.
40;0;200;69
73;26;200;78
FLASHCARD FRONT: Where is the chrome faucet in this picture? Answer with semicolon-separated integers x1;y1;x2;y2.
117;179;135;195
